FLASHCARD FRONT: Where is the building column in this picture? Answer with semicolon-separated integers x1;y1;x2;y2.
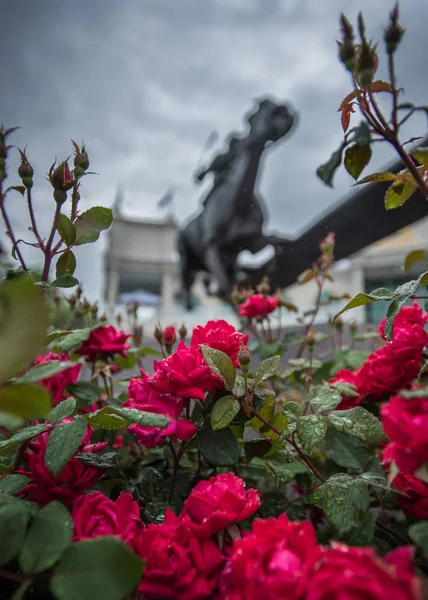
160;269;175;315
350;264;365;324
106;269;119;318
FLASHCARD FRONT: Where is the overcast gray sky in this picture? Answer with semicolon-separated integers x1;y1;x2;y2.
1;0;427;300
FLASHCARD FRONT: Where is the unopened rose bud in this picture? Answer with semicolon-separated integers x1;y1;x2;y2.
163;325;176;346
49;160;74;191
91;304;98;315
357;43;375;87
238;344;251;372
178;322;187;340
53;189;67;205
133;324;143;346
335;317;344;333
306;328;316;351
18;162;33;179
257;277;271;297
116;313;122;325
68;295;77;307
349;320;358;336
154;323;163;345
384;4;404;55
100;314;107;323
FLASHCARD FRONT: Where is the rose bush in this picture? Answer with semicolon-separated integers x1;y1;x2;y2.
2;10;428;598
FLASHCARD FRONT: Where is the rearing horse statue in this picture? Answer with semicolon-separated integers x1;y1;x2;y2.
177;98;296;310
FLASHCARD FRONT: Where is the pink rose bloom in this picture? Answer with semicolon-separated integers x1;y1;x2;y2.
18;420;107;505
135;509;224;600
191;320;249;367
77;325;131;362
124;371;197;448
328;368;364;409
306;544;423;600
238;293;280;320
392;471;428;518
34;352;81;405
148;341;222;401
379;302;428;340
72;491;142;550
381;395;428;474
180;473;260;539
218;513;321;599
163;325;177;346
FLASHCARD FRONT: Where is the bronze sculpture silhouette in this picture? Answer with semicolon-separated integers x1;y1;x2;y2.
178;98;296;310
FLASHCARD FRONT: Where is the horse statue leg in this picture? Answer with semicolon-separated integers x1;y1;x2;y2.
205;244;233;300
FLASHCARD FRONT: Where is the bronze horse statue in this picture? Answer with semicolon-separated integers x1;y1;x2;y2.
178;98;296;310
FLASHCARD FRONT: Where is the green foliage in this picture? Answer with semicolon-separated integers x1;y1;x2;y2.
297;415;327;454
48;398;77;425
45;417;87;477
0;424;47;454
112;407;169;428
310;389;342;413
211;395;240;430
57;214;77;246
200;345;236;390
0;497;29;566
325;429;374;470
84;407;127;430
251;355;281;386
384;180;418;210
408;521;428;560
74;207;113;246
0;474;31;495
56;251;77;278
327;407;386;445
50;537;143;600
19;501;73;573
344;144;372;180
67;382;100;409
198;424;240;467
0;383;51;419
0;277;49;385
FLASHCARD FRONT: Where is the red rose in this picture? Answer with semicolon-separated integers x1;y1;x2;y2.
34;352;81;405
191;320;249;367
306;544;423;600
77;325;131;362
148;341;222;401
392;472;428;518
328;368;364;409
163;325;177;346
180;473;260;539
218;513;321;599
358;346;421;400
238;293;280;320
124;372;198;448
135;509;224;600
18;420;107;505
381;395;428;473
379;302;428;340
72;491;142;549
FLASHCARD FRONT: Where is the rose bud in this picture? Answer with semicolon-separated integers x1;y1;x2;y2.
49;160;75;192
178;323;187;340
163;325;176;346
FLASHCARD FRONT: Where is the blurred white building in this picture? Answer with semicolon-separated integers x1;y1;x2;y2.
104;209;428;329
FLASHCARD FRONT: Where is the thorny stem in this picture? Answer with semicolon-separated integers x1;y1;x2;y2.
296;277;324;359
388;53;399;132
0;185;28;272
70;183;80;222
26;187;44;249
251;407;325;483
389;138;428;199
41;203;61;283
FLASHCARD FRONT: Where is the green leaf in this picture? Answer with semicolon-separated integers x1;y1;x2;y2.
393;272;428;298
296;415;327;454
67;382;100;409
354;121;371;147
263;411;289;441
50;537;143;600
200;345;236;390
48;398;77;425
316;146;344;187
344;144;372;180
354;171;407;185
311;474;370;535
358;471;388;490
252;355;281;386
198;424;240;467
0;424;47;454
0;499;29;566
310;389;341;413
74;206;113;246
112;407;169;428
327;407;386;445
84;406;127;430
333;293;377;320
325;429;373;470
56;251;77;278
19;501;73;573
75;452;118;469
57;214;76;246
45;417;87;477
403;249;428;273
282;401;303;421
413;148;428;166
0;383;51;419
269;460;309;484
0;474;31;495
0;277;50;385
16;360;75;384
408;521;428;560
211;395;240;431
53;329;92;352
53;275;79;288
347;510;377;546
250;394;275;433
384;180;418;210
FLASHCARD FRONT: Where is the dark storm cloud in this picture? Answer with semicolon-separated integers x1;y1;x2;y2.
0;0;427;298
